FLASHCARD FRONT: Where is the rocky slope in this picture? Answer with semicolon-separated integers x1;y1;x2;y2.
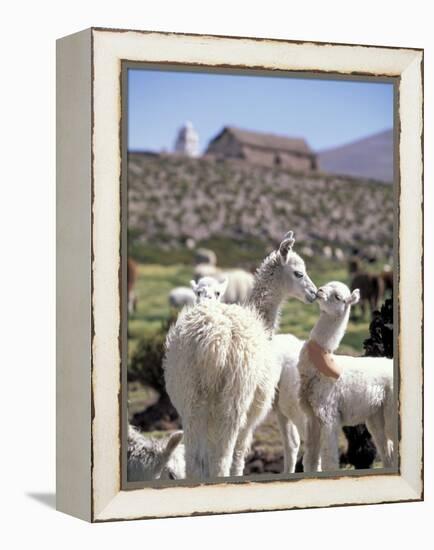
128;152;393;258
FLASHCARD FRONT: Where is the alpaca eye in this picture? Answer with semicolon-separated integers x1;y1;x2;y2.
216;292;220;297
335;294;342;301
294;271;304;279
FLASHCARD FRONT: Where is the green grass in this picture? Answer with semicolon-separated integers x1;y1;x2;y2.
128;258;371;358
128;263;194;358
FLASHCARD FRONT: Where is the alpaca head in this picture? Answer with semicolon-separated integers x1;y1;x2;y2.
278;231;318;304
190;276;228;303
316;281;360;317
128;428;185;481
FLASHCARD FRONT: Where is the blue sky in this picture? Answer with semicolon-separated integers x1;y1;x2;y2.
128;68;394;153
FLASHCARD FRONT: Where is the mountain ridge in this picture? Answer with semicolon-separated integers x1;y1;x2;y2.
318;129;393;183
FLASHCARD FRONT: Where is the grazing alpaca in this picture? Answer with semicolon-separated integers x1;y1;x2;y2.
168;287;196;309
193;266;254;305
220;269;255;305
164;232;317;479
298;282;395;472
127;426;185;481
190;276;228;302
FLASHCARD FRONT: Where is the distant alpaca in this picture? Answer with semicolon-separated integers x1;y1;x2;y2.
220;269;255;305
168;287;196;309
193;263;220;281
350;271;384;317
127;258;138;314
194;248;217;266
193;266;254;305
298;282;395;472
380;265;393;295
127;426;185;481
190;276;228;302
164;232;317;479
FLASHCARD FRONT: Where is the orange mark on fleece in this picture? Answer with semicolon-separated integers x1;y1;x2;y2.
307;340;342;379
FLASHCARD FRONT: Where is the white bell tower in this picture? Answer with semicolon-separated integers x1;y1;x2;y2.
174;121;199;157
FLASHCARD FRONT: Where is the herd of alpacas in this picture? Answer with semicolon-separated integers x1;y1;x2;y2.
128;231;395;481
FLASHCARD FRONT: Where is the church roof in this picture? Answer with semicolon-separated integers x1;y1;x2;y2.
216;126;313;155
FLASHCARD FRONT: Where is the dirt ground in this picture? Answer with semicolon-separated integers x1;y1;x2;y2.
128;381;383;475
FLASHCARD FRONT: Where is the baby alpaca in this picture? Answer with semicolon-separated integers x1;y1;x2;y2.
127;426;185;481
190;276;228;303
298;282;394;472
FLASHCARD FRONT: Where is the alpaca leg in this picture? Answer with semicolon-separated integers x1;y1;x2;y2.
303;415;322;472
367;410;393;468
184;415;209;480
320;422;341;471
230;424;254;476
383;395;396;467
276;409;301;474
208;428;239;478
232;394;274;476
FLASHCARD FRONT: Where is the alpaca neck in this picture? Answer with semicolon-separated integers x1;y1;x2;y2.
310;308;350;352
248;252;286;335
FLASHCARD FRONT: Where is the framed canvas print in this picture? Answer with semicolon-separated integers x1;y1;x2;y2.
56;27;423;522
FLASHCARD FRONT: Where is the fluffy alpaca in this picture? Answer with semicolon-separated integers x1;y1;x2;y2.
127;426;185;481
298;282;395;472
164;231;317;479
193;266;254;305
168;286;196;309
220;269;255;305
190;276;228;303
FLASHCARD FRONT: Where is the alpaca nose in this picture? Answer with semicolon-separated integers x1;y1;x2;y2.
316;288;326;299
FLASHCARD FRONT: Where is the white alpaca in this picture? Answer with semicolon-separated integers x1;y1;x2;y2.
164;231;317;479
298;281;395;472
220;269;255;305
193;265;254;305
194;248;217;266
168;286;196;309
190;276;228;303
193;263;220;281
127;426;185;481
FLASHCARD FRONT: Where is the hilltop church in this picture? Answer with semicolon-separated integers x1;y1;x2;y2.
205;126;317;172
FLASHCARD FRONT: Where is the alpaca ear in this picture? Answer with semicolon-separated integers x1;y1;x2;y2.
279;231;295;264
347;289;360;305
162;431;183;462
157;431;183;472
219;277;228;297
190;280;198;291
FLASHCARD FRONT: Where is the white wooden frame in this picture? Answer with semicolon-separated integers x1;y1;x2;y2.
56;27;423;522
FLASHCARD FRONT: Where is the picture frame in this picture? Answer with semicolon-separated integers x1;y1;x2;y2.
56;27;423;522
